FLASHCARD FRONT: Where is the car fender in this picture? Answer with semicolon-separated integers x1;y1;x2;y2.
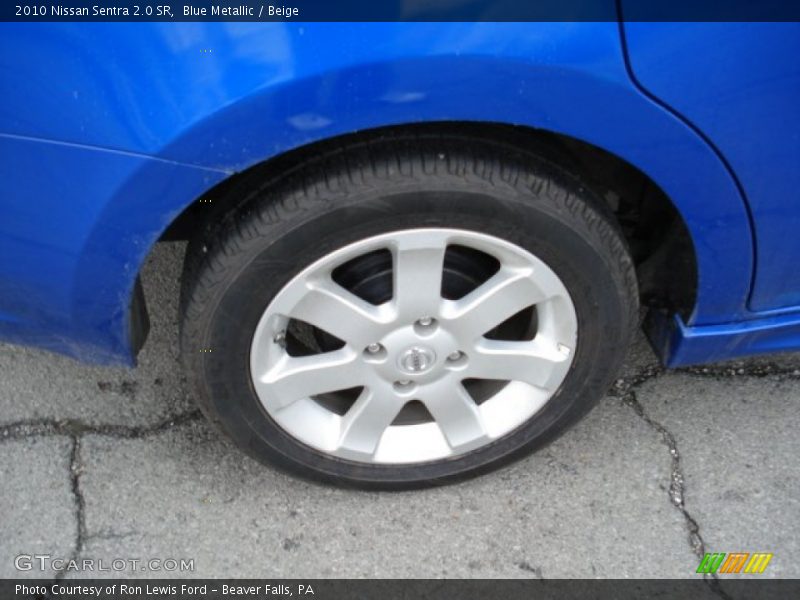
0;22;753;363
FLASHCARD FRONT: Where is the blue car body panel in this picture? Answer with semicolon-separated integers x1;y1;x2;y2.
0;21;797;366
0;134;227;362
622;21;800;313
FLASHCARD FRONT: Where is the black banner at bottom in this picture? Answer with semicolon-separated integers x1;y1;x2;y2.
3;579;800;600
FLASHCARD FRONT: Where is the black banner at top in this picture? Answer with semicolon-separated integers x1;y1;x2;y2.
3;0;800;22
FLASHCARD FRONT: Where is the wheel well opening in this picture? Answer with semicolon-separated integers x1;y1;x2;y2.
160;121;697;321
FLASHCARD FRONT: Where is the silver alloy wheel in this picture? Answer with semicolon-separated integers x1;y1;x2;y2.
249;228;578;464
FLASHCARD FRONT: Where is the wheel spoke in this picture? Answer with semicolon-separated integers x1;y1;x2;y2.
338;387;404;457
441;267;548;340
255;348;364;409
469;339;569;392
290;278;393;348
421;381;488;450
392;235;447;319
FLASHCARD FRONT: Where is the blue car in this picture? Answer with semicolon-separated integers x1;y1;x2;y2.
1;22;798;487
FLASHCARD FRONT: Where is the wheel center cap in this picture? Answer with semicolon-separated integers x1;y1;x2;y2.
397;346;437;374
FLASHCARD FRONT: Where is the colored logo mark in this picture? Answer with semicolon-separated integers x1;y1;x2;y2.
697;552;773;574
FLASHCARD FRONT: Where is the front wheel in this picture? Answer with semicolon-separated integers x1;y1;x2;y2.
180;135;638;489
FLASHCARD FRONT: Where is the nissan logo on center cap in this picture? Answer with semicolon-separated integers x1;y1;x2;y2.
398;346;436;374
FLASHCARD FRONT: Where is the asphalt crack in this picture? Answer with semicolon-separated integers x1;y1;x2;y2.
0;409;201;584
55;436;86;582
517;561;544;579
0;410;202;443
611;364;734;600
681;362;800;380
621;388;702;550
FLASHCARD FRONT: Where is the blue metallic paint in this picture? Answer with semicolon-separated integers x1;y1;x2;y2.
0;22;796;367
0;134;228;362
622;21;800;313
648;312;800;369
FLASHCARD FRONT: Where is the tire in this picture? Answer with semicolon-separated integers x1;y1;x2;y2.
180;133;638;489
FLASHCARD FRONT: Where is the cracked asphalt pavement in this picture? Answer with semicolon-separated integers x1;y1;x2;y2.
1;242;799;586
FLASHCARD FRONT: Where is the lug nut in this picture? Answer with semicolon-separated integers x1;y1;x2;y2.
417;316;434;326
366;343;382;354
392;379;416;394
447;351;463;361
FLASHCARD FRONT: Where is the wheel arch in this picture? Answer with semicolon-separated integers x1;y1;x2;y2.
164;122;700;324
146;50;752;326
75;54;753;364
